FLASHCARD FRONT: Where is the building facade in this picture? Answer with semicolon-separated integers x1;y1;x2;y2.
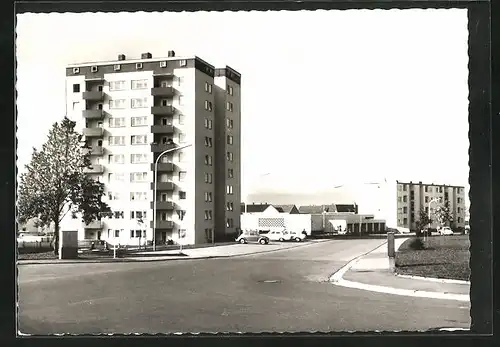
214;67;242;241
396;181;466;230
63;52;241;246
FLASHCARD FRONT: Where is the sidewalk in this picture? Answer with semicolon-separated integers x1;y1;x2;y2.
331;240;470;302
18;239;329;265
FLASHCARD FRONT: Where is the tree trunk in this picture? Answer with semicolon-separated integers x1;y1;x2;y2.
53;222;60;256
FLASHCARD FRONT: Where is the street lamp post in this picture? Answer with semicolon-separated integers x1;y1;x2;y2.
152;143;193;252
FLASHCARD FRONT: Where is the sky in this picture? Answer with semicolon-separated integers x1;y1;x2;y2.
16;9;470;209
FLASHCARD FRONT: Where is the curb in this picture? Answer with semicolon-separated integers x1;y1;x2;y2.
329;239;470;302
17;240;331;265
394;273;470;285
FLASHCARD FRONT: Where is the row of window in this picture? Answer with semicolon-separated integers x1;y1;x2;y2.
101;210;188;222
107;134;186;146
399;206;464;214
106;153;184;164
107;171;189;183
107;97;181;109
399;216;463;225
398;195;463;204
107;191;187;201
106;115;185;127
399;184;464;194
106;229;147;239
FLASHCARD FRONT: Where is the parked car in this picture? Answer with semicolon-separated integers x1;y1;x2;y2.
266;229;291;242
289;230;306;242
438;226;454;236
236;230;270;245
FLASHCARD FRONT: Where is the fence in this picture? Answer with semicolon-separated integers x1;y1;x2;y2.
17;239;53;254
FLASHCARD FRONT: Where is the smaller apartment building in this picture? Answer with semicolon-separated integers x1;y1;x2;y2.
396;181;466;230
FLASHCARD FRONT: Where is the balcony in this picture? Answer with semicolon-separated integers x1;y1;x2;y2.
89;146;104;155
82;220;103;229
151;87;175;97
150;220;174;229
151;162;174;172
151;125;174;134
83;127;104;137
151;105;174;115
83;110;104;120
150;201;175;210
83;91;105;101
151;181;175;191
151;143;176;153
84;164;104;174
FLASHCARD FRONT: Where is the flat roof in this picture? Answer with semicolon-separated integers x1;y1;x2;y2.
396;181;465;189
67;55;214;69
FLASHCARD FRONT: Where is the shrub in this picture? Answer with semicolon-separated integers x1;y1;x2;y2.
408;237;425;250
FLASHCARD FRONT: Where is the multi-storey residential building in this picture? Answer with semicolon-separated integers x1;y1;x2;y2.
63;51;241;246
214;67;242;242
396;181;466;230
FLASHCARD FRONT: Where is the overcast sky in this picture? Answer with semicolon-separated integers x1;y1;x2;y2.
16;9;470;205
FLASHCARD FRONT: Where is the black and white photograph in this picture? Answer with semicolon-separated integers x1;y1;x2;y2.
13;2;492;336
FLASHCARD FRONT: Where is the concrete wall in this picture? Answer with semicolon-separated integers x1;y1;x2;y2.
241;212;312;235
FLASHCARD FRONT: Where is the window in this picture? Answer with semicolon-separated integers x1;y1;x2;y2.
177;76;184;86
403;218;408;225
130;192;148;201
72;102;80;111
131;79;148;90
424;186;428;192
179;59;187;67
403;206;408;213
177;210;186;221
114;64;121;71
160;99;172;107
178;114;185;125
204;118;213;129
228;168;234;178
204;173;213;184
178;152;184;162
130;172;148;182
458;207;461;213
178;133;186;143
403;185;407;191
114;230;120;237
130;211;147;219
131;97;148;108
204;155;212;166
179;191;186;199
131;116;148;127
72;84;80;93
130;153;148;164
108;136;126;146
107;191;121;201
109;81;127;91
226;202;234;211
109;99;127;109
397;196;402;202
204;137;213;147
72;67;79;74
439;187;443;193
226;101;233;112
131;135;148;145
227;85;233;95
227;152;233;162
108;173;125;182
108;154;125;164
108;117;126;128
458;217;462;223
204;100;213;111
91;66;98;72
205;82;212;94
162;117;172;126
226;118;233;129
204;210;213;220
136;62;143;70
160;61;167;68
178;171;187;182
425;196;429;203
227;135;233;145
226;218;234;228
204;192;213;202
457;197;462;203
226;185;233;195
402;195;407;203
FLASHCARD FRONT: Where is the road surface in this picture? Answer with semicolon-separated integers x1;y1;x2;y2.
18;239;470;334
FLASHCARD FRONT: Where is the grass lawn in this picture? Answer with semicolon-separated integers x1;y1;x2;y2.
395;235;470;281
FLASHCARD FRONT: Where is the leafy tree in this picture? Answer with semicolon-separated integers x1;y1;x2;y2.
434;199;454;227
415;207;432;231
17;117;110;255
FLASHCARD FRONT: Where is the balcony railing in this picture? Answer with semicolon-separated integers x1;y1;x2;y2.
150;143;176;153
84;164;104;174
83;110;105;120
151;105;174;115
151;125;174;134
151;162;174;172
150;201;175;210
82;220;103;229
150;220;174;229
83;91;105;101
151;181;175;191
83;127;104;137
89;146;104;155
151;87;175;97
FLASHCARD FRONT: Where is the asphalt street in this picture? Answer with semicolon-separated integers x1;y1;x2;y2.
18;239;471;334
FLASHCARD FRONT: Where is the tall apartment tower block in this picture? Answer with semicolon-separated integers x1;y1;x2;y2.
396;181;466;230
63;51;241;246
